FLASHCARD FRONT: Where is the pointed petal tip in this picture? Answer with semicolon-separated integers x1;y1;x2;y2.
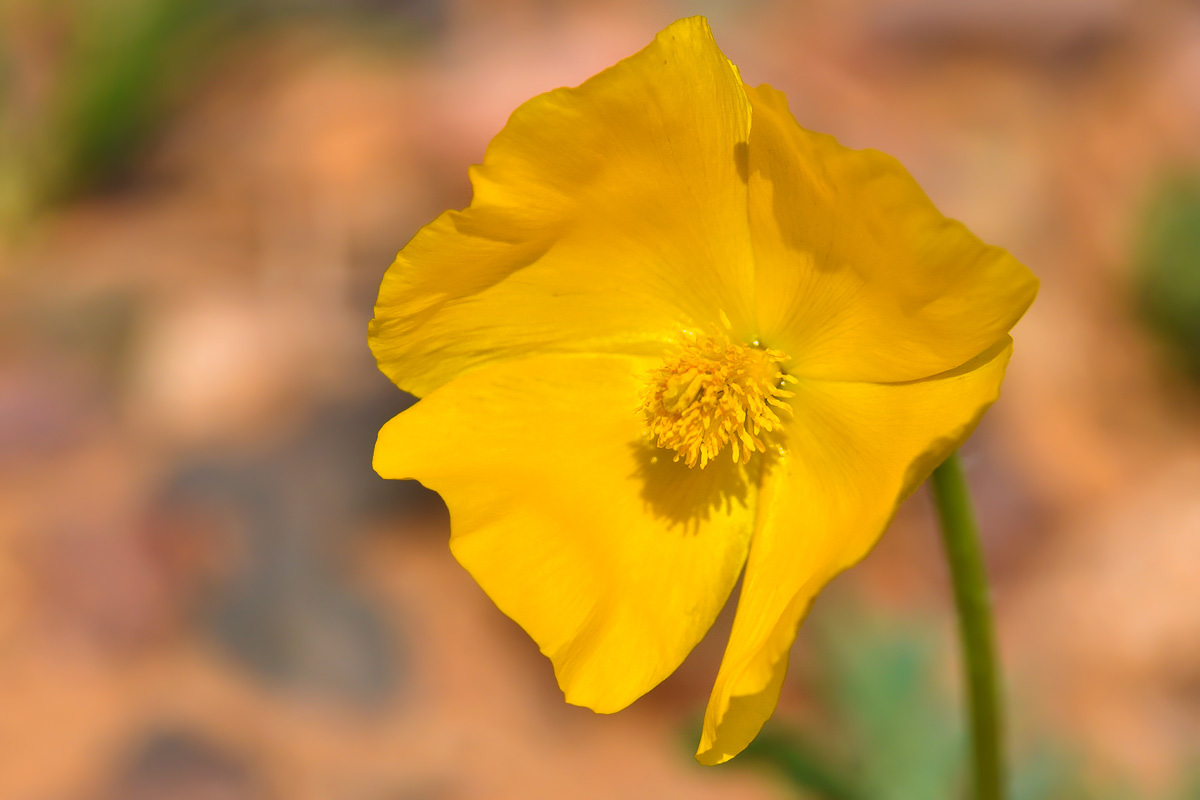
694;748;731;767
560;682;626;716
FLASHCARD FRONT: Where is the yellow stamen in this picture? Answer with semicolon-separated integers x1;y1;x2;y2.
640;334;795;468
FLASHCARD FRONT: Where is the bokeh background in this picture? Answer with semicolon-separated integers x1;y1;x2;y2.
2;0;1200;797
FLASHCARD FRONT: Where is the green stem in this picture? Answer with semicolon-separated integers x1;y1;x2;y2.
929;452;1006;800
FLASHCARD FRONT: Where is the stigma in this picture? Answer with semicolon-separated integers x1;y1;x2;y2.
640;334;796;468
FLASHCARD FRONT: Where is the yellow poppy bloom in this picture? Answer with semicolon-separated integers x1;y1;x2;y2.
370;16;1037;764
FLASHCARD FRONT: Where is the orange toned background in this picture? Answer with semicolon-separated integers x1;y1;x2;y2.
2;1;1199;798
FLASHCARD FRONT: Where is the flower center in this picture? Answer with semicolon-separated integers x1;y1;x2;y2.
640;334;795;469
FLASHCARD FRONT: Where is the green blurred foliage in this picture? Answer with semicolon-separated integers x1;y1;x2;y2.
736;613;963;800
0;0;439;241
713;603;1198;800
0;0;242;236
44;0;238;200
1136;173;1200;379
822;615;960;799
1177;769;1200;800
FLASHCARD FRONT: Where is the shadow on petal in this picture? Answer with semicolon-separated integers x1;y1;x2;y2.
629;438;787;534
629;441;750;533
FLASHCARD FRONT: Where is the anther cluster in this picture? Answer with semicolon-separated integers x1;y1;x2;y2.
641;334;795;468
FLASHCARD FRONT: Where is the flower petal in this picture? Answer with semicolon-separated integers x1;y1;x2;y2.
374;353;756;712
696;338;1014;765
746;83;1038;383
370;17;755;399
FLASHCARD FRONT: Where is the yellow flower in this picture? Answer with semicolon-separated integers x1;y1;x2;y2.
369;17;1037;764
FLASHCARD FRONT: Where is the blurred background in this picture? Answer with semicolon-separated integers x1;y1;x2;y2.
2;0;1199;797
